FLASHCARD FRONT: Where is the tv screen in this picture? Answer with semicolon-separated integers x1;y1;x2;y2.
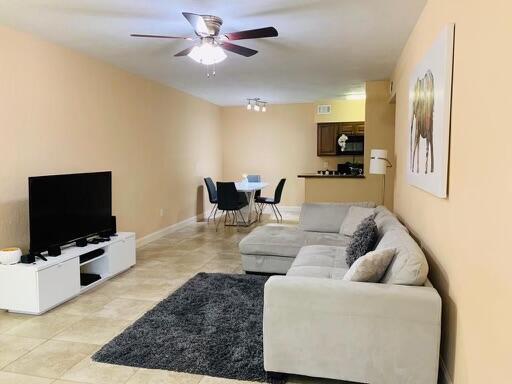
29;171;112;253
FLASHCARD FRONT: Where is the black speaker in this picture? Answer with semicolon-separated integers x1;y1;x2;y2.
100;216;117;237
47;246;61;256
20;254;36;264
110;215;117;235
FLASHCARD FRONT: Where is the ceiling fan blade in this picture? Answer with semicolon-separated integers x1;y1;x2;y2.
182;12;210;36
131;34;193;40
174;46;195;57
221;42;258;57
223;27;278;40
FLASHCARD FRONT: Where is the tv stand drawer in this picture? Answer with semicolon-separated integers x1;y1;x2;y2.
108;236;136;276
38;258;80;312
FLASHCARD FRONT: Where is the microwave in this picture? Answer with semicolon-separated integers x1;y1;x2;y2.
337;134;364;155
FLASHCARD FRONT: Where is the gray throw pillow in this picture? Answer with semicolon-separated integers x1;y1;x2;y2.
345;216;378;267
339;206;375;236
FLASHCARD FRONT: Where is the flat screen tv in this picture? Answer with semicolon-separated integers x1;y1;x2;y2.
29;171;112;254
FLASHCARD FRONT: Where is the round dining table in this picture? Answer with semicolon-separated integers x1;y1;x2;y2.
234;180;269;226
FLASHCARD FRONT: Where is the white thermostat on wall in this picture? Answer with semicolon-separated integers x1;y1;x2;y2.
317;105;331;115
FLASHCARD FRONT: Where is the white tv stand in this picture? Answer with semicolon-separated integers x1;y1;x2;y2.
0;232;136;315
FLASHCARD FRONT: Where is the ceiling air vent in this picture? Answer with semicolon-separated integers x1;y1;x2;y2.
317;104;331;115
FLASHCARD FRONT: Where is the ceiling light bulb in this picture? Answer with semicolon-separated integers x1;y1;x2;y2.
188;41;227;65
247;103;252;110
254;104;260;112
262;105;267;112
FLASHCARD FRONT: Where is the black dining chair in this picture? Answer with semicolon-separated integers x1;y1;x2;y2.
204;177;218;224
256;178;286;223
216;182;249;230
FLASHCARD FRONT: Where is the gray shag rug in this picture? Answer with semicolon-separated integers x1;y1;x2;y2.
93;272;287;383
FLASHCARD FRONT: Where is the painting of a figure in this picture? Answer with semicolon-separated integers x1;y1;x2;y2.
410;70;435;174
407;24;454;198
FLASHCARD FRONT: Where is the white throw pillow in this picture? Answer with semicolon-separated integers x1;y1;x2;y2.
339;206;375;236
343;248;395;282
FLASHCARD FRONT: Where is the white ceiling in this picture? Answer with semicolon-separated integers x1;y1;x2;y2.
0;0;426;106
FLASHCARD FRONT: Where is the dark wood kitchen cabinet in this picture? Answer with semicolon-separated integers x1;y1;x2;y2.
339;121;365;135
338;122;354;134
317;123;338;155
317;121;365;156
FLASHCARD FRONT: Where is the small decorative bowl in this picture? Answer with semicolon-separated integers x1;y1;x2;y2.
0;248;22;265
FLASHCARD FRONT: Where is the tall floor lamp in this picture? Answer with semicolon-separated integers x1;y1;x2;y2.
369;149;392;205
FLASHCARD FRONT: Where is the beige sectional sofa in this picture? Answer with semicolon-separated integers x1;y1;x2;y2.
239;202;441;384
239;202;378;273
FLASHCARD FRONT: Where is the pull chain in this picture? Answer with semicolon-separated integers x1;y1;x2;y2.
205;63;216;78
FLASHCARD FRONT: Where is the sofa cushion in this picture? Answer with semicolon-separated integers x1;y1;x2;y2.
345;217;379;267
375;206;408;236
304;232;352;248
339;206;376;236
291;245;348;269
343;248;395;282
299;202;375;233
376;229;429;286
287;265;348;279
287;245;348;279
239;225;307;258
239;225;351;259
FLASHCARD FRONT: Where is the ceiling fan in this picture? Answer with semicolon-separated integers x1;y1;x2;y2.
131;12;278;68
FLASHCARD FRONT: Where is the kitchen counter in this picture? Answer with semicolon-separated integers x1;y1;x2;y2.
298;172;379;203
298;174;365;179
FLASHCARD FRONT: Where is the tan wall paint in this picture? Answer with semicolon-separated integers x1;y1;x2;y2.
391;1;512;382
314;99;365;123
0;26;222;250
221;103;316;206
305;81;395;206
221;82;394;207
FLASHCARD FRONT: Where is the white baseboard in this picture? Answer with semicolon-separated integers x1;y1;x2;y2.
136;215;199;248
136;205;301;248
439;357;453;384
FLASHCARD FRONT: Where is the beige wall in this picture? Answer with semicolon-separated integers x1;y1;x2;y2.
221;84;393;207
0;26;222;250
391;1;512;383
306;81;395;206
314;99;365;123
221;103;316;206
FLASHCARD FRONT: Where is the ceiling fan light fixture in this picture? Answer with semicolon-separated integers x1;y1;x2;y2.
188;41;226;65
131;12;279;74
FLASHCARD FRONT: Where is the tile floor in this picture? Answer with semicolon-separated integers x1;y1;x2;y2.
0;212;347;384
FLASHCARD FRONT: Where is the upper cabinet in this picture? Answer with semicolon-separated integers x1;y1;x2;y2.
317;123;338;156
339;121;365;135
317;121;365;156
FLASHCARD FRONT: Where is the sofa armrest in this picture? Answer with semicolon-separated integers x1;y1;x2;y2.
263;276;441;384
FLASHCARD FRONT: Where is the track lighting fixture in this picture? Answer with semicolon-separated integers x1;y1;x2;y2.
246;98;268;112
